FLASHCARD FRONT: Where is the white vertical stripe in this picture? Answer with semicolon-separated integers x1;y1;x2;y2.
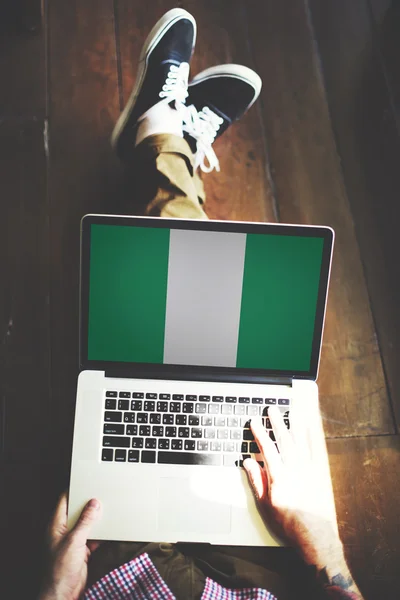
163;229;246;367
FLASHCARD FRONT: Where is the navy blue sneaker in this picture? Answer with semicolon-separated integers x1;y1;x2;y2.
182;65;262;172
111;8;196;159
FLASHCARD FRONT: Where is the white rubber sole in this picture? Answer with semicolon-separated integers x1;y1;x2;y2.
189;64;262;110
111;8;197;150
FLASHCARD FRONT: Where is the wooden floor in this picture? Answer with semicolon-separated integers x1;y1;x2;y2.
1;1;400;598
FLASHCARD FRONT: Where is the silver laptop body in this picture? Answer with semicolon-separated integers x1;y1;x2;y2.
68;215;334;546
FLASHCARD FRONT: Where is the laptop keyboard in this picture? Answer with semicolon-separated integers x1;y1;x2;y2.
102;391;290;467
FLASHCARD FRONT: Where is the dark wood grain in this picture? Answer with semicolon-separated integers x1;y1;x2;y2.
328;435;400;600
115;0;275;222
0;119;50;462
245;0;392;438
47;0;120;469
309;0;400;431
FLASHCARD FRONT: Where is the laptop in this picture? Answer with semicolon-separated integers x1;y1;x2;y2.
67;214;334;546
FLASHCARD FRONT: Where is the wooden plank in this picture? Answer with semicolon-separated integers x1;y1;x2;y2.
48;0;120;469
309;0;400;431
0;1;45;116
115;0;275;222
0;119;50;462
245;0;392;438
327;435;400;600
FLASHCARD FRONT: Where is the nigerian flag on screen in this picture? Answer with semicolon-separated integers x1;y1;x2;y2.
88;225;324;372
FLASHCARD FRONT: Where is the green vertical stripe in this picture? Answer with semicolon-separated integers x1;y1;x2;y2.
236;234;324;371
88;224;170;363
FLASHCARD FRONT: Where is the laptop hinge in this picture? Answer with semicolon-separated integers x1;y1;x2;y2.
104;367;293;386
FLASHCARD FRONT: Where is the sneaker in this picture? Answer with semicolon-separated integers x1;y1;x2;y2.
111;8;197;158
182;64;262;172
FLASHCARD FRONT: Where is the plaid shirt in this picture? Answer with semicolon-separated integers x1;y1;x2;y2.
85;552;277;600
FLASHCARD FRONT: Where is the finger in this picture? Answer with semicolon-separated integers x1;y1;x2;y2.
269;406;295;462
70;499;101;548
289;401;313;462
243;458;268;502
251;417;282;483
49;492;68;549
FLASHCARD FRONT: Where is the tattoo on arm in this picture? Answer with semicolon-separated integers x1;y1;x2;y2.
308;565;363;599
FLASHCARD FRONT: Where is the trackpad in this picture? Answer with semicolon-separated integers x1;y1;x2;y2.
158;477;231;535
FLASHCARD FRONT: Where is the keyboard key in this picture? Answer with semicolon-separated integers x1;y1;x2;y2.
199;395;210;402
197;440;209;451
215;417;226;427
139;425;151;436
157;401;168;412
210;441;222;452
227;417;239;428
252;397;263;404
217;429;229;440
131;437;143;448
172;394;184;400
106;391;117;398
284;419;290;429
243;430;255;441
104;423;124;435
185;440;196;451
183;402;194;413
104;411;122;423
226;396;237;403
171;439;183;450
222;405;233;415
170;402;181;413
165;426;177;437
230;430;242;440
126;425;138;436
223;454;239;467
124;412;136;423
278;398;290;406
189;415;200;426
250;442;260;453
146;393;157;399
186;395;197;401
195;403;207;414
152;426;164;437
208;404;220;414
144;401;155;412
178;427;190;438
201;416;213;426
115;449;127;462
136;413;148;424
128;450;140;462
158;452;222;466
223;441;236;452
239;397;250;404
102;448;113;461
234;405;246;416
176;415;187;425
131;400;142;411
204;428;216;439
158;439;170;450
150;413;161;424
145;438;157;449
163;414;174;425
118;399;130;411
132;392;144;399
141;450;156;463
103;436;129;448
159;393;170;400
263;418;272;429
119;392;131;398
191;428;202;438
246;406;258;416
105;398;116;410
212;396;223;402
265;398;277;405
269;431;276;442
241;442;248;453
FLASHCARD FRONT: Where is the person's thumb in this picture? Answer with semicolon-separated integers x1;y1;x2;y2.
70;499;101;547
243;458;266;501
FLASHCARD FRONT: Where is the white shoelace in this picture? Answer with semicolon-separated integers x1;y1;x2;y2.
159;62;190;104
181;104;224;173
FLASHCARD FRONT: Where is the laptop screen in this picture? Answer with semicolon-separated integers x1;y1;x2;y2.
81;216;333;380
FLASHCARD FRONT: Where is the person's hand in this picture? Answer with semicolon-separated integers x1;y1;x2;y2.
244;402;342;566
39;493;102;600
